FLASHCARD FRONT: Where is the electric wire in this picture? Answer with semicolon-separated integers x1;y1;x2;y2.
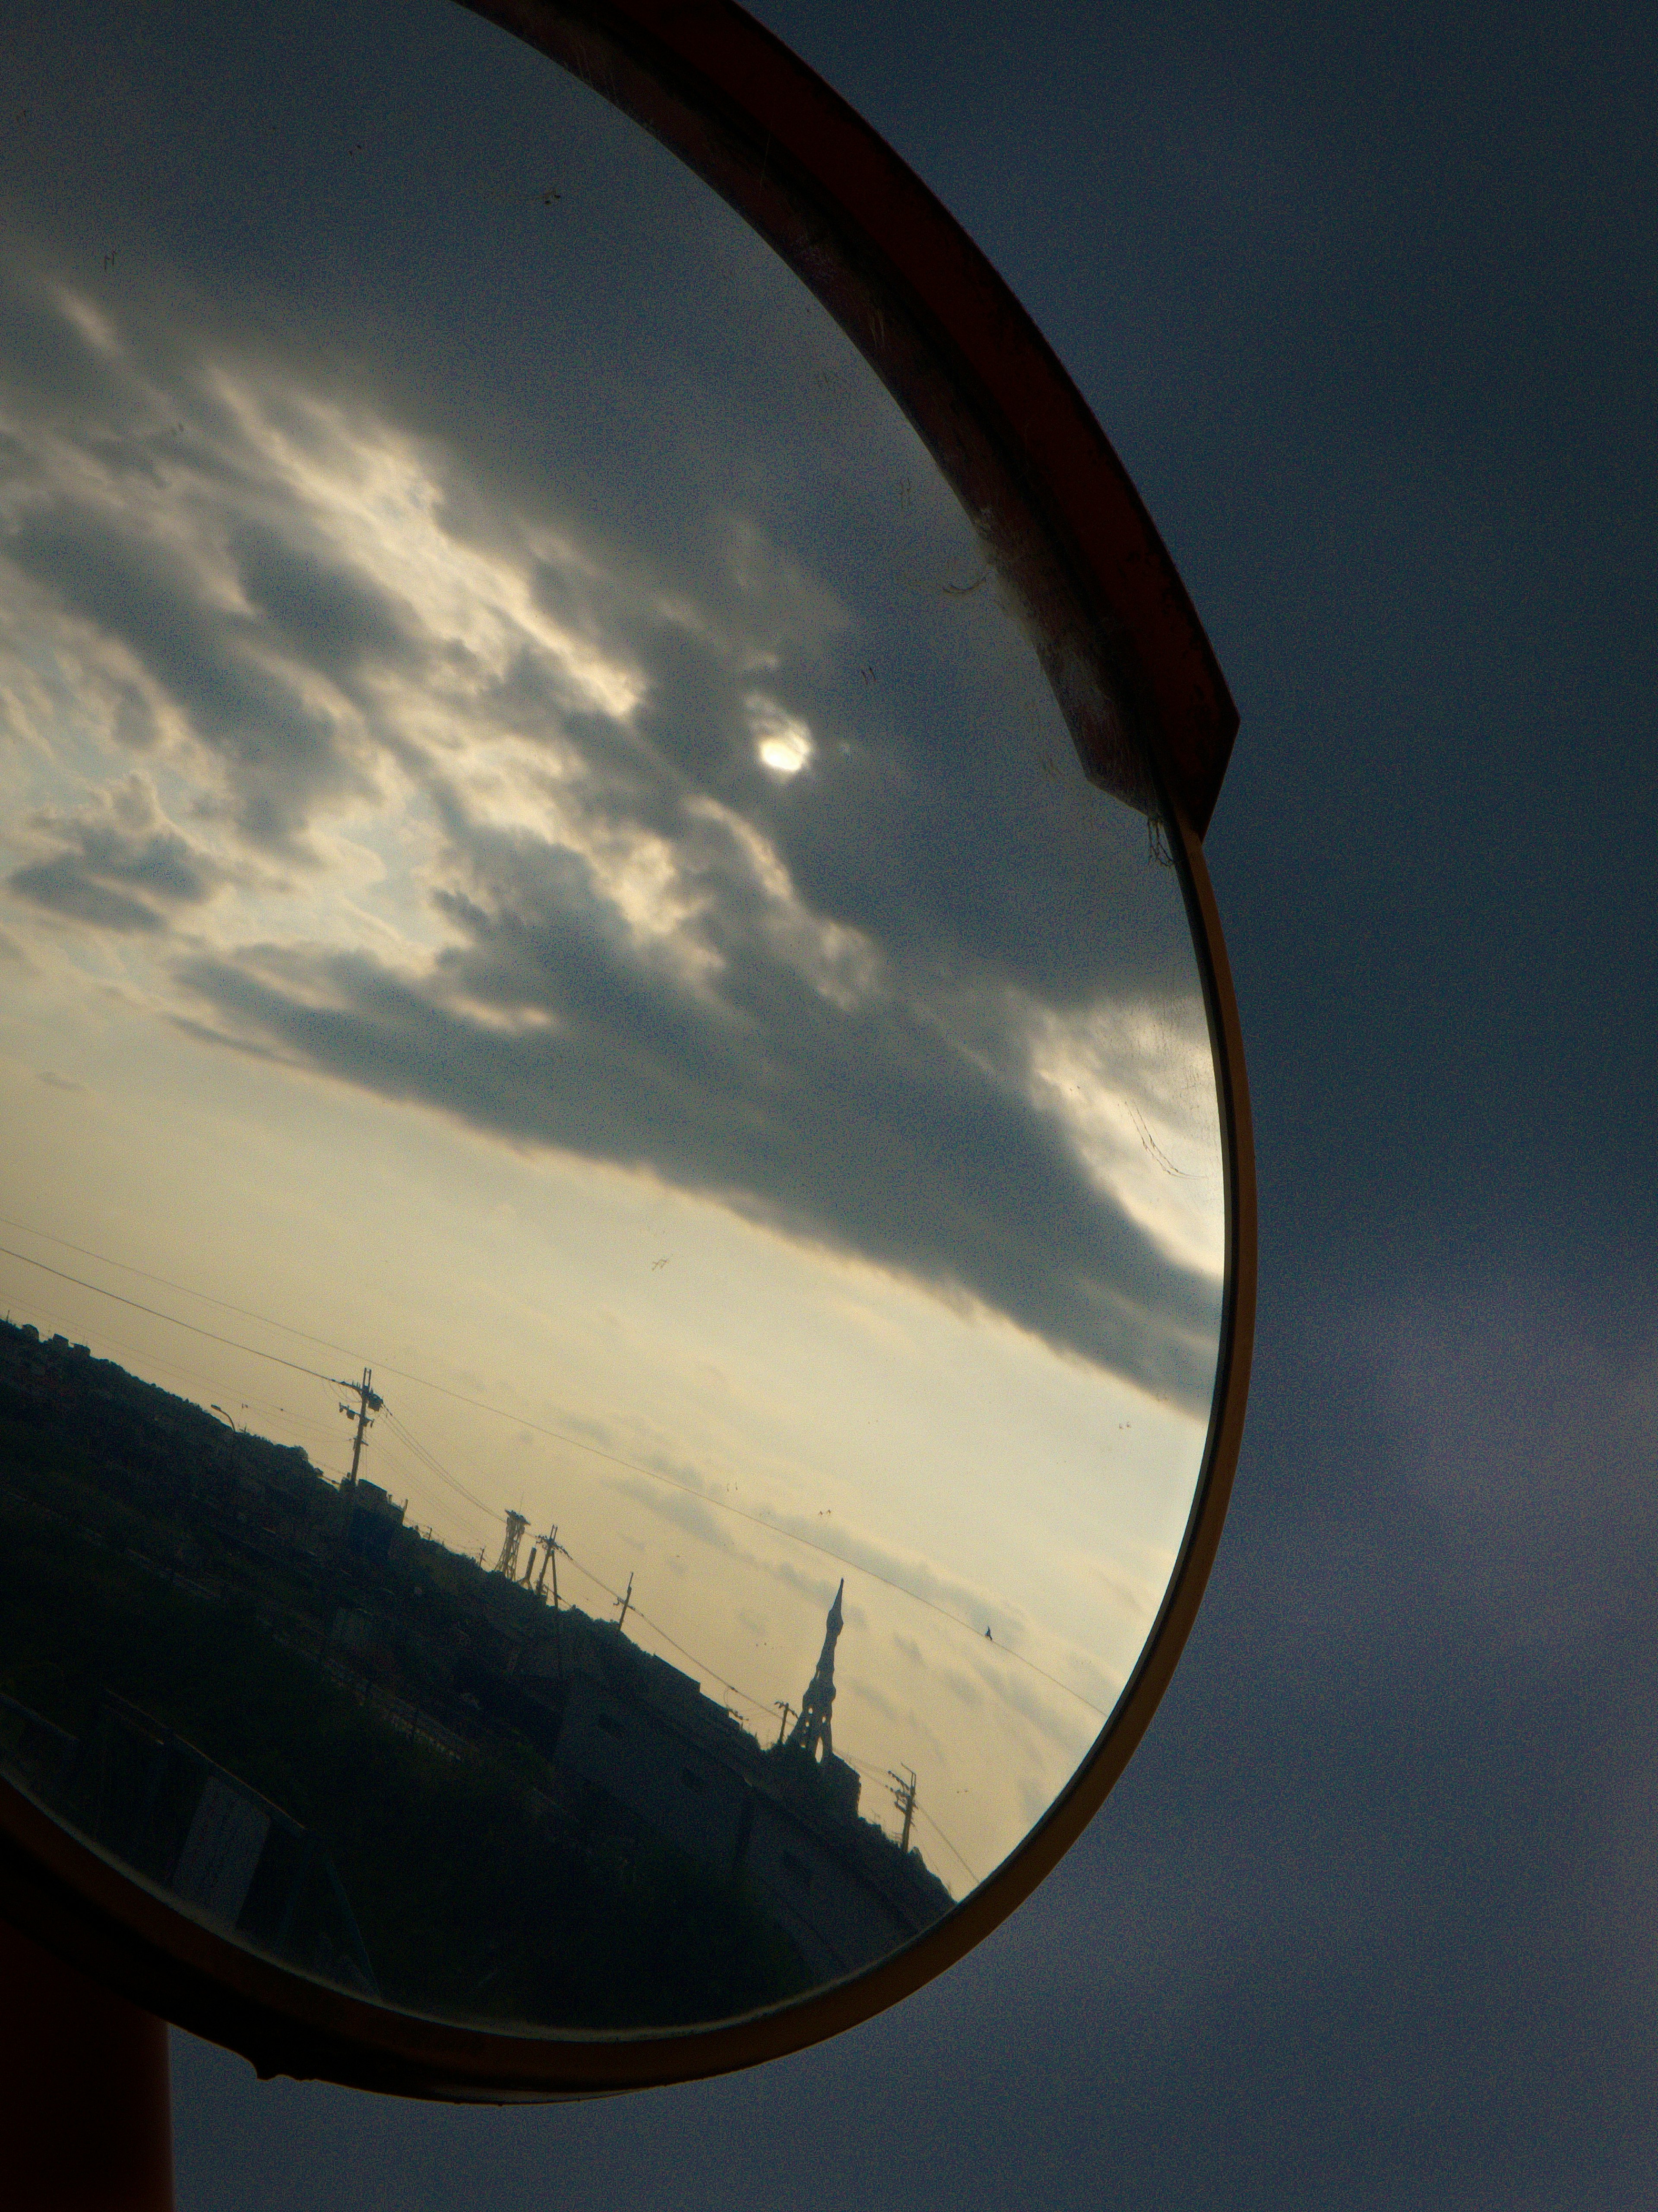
907;1802;981;1888
551;1538;775;1723
534;1540;978;1881
0;1214;370;1364
0;1242;335;1385
378;1409;495;1520
0;1225;1108;1720
366;1424;477;1531
0;1265;345;1455
1;1230;993;1883
836;1753;982;1886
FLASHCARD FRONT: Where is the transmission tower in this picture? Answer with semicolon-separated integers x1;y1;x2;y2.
493;1509;528;1578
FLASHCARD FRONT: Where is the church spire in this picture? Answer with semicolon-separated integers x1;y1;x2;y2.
787;1579;844;1763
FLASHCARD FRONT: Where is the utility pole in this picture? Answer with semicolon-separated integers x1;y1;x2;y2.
889;1766;917;1854
537;1527;566;1680
535;1529;563;1608
320;1370;381;1655
614;1571;633;1632
334;1367;383;1490
773;1699;797;1747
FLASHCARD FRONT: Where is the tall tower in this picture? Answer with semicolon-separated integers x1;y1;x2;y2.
787;1579;844;1764
493;1509;528;1578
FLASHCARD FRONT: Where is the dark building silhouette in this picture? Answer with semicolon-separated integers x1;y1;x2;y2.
0;1317;956;2003
505;1582;952;1982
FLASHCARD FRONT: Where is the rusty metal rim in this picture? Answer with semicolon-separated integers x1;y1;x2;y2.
0;0;1255;2099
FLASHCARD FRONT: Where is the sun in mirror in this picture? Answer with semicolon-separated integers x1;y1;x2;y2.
0;0;1226;2030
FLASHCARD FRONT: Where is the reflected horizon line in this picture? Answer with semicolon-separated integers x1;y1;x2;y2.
0;1222;1117;1724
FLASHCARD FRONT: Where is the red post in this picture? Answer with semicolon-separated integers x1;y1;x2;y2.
0;1918;174;2211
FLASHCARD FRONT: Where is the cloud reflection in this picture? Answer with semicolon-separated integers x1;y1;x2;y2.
0;215;1221;1407
0;0;1227;1894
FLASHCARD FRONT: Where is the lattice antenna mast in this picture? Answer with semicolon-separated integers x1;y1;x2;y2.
493;1509;528;1578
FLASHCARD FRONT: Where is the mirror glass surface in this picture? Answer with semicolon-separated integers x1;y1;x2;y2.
0;0;1226;2033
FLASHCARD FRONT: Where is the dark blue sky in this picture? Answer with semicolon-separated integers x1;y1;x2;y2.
166;1;1658;2203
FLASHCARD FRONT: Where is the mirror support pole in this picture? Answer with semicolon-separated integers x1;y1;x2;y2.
0;1919;174;2212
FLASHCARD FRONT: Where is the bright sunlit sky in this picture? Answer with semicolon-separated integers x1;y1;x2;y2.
0;0;1226;1892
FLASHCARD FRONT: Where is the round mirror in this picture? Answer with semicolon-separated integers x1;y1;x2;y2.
0;0;1252;2095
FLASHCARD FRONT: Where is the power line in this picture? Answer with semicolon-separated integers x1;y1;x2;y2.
836;1752;981;1887
538;1544;979;1883
0;1214;367;1362
0;1224;1107;1721
422;1395;1106;1720
551;1539;776;1724
380;1409;495;1520
909;1800;981;1889
3;1228;997;1887
0;1243;334;1384
0;1264;341;1452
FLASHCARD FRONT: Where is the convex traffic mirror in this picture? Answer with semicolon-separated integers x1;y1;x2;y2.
0;0;1253;2098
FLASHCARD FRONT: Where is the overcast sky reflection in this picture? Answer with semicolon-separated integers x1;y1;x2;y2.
0;0;1226;1892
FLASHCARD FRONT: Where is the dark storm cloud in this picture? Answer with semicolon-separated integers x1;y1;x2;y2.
0;225;127;421
915;1269;1658;2209
7;775;226;933
1;0;1220;1407
226;521;416;685
7;506;366;851
174;830;1220;1408
8;854;165;932
9;0;1194;998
